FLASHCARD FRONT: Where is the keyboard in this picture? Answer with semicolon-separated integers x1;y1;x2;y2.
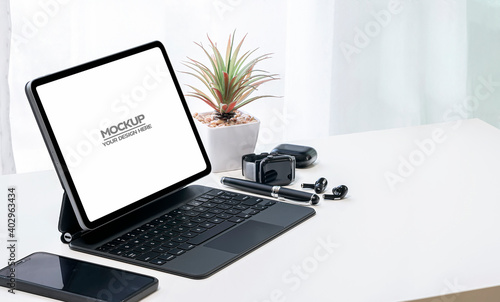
96;189;276;265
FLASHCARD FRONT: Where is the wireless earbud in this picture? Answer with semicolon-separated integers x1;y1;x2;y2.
323;185;348;200
301;177;328;194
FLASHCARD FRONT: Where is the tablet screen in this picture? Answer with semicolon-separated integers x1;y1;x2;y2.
28;42;210;229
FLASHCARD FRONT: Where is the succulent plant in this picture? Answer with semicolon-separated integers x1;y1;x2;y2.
182;31;279;120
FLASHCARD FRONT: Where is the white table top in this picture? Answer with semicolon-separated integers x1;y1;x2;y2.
2;118;500;301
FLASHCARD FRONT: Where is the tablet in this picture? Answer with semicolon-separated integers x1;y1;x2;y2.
25;41;211;230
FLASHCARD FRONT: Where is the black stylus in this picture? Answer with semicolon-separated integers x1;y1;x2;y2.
220;177;320;205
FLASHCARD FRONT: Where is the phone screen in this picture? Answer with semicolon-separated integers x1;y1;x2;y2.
0;252;158;301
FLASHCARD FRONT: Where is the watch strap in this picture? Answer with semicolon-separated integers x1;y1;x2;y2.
241;153;269;182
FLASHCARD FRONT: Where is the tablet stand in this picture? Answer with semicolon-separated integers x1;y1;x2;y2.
58;192;83;243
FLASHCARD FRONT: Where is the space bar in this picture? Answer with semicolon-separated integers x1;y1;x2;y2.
188;221;236;245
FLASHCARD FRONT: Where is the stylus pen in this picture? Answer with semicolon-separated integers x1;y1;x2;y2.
220;177;320;205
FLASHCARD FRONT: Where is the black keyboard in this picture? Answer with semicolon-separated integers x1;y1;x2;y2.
96;189;276;265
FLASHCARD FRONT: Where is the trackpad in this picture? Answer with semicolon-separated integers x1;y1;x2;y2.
205;220;283;254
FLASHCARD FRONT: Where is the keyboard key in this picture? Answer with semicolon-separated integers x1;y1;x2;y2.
160;224;173;231
98;243;115;251
232;195;250;201
168;248;185;256
228;217;245;223
252;205;266;210
152;246;169;253
225;200;240;206
162;242;179;249
153;235;169;242
178;243;195;250
172;236;189;243
182;221;198;228
175;215;190;222
136;251;159;262
172;226;188;232
123;251;141;259
138;234;154;240
225;209;241;215
191;217;206;223
234;205;249;211
188;221;236;245
148;229;162;236
165;220;181;226
241;208;256;215
113;237;127;243
184;211;199;217
206;190;224;196
209;208;224;214
208;217;224;224
182;232;197;238
140;224;155;230
104;241;119;248
200;213;215;219
191;227;207;233
216;213;232;220
216;204;231;210
187;200;203;207
133;246;151;253
193;206;209;212
120;244;133;250
145;221;161;227
157;254;176;261
179;205;195;211
124;232;138;238
109;248;126;256
149;259;166;265
164;231;179;237
170;209;184;216
242;198;261;206
144;241;159;247
200;222;215;229
130;239;145;245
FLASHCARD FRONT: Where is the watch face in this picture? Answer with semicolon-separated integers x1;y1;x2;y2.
261;156;295;186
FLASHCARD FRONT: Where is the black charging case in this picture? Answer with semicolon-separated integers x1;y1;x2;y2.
270;144;317;168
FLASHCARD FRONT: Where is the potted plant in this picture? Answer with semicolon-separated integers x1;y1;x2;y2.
182;31;279;172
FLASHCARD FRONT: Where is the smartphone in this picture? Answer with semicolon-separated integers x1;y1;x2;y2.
0;252;158;302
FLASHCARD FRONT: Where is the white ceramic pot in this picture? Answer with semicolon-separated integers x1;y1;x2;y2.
194;113;260;172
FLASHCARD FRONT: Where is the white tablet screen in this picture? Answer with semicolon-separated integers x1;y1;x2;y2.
35;46;208;223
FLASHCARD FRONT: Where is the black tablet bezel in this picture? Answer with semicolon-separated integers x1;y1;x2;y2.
25;41;211;230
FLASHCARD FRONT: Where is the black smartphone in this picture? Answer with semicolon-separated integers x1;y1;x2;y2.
0;252;158;301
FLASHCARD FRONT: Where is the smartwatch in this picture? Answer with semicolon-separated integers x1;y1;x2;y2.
241;153;296;186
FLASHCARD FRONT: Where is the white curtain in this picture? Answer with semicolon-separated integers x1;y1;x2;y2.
466;0;500;126
0;0;15;174
3;0;500;174
286;0;499;138
330;0;469;135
